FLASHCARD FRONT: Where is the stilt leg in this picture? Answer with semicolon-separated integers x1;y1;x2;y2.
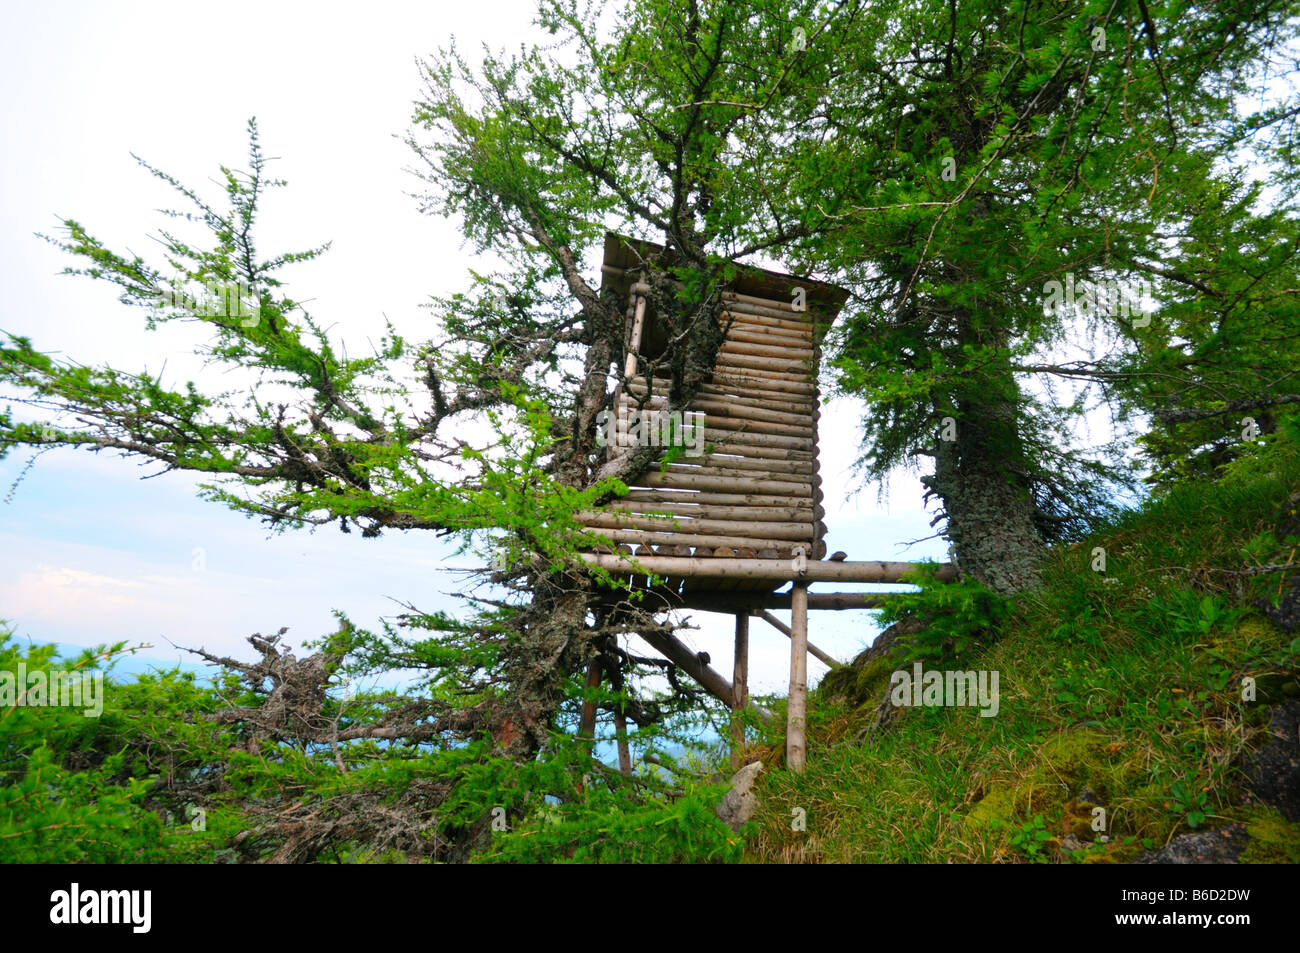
731;612;749;768
786;582;808;772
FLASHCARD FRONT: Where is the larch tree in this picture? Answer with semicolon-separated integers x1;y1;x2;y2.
0;0;859;858
772;0;1300;592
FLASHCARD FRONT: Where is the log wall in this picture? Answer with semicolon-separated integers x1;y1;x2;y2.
583;286;829;586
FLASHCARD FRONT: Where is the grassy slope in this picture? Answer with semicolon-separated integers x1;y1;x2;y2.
741;455;1300;864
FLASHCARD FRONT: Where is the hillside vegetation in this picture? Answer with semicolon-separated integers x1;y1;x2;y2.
6;436;1300;864
743;445;1300;863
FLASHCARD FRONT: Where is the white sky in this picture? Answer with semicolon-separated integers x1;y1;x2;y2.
0;1;944;696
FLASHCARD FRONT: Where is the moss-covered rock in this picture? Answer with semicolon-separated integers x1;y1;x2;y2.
966;729;1114;832
1239;808;1300;863
819;617;922;708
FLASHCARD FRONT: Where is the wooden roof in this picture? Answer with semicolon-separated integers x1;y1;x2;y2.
599;233;849;340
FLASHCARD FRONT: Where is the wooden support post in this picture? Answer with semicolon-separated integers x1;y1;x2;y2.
786;582;809;773
624;288;647;377
731;612;749;768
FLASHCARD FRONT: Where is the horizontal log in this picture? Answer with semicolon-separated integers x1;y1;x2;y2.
625;382;817;417
626;374;819;404
691;441;816;463
694;386;817;413
649;369;817;396
722;310;811;332
686;399;813;428
618;395;811;434
699;427;813;451
723;289;801;312
712;360;815;383
581;554;959;583
720;318;815;342
723;289;841;320
708;443;815;463
586;528;811;551
720;339;815;360
621;488;815;508
697;415;813;439
723;294;812;315
712;350;815;375
632;470;813;496
659;464;813;485
803;592;889;610
612;434;815;464
708;372;817;397
725;327;814;350
653;367;817;392
720;325;812;348
676;449;806;473
723;297;812;320
580;512;815;540
603;500;815;521
722;306;813;331
720;327;812;347
617;400;813;438
616;587;896;613
672;453;812;475
671;590;891;612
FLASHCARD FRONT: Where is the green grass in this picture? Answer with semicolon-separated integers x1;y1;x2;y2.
742;454;1300;863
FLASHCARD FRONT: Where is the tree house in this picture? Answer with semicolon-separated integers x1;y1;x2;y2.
580;234;955;771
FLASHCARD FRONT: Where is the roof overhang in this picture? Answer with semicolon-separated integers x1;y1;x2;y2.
599;232;849;341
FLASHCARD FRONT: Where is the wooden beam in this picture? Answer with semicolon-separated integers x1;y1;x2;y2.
753;610;839;668
580;512;816;540
623;290;647;377
591;586;899;615
580;553;957;584
787;583;809;773
602;500;815;522
731;613;749;769
637;628;773;723
802;591;888;611
621;488;811;508
586;527;809;553
631;470;813;496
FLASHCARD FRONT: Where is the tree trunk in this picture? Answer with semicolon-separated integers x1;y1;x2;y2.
924;322;1044;595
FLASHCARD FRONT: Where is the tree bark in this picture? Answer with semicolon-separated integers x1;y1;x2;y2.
924;320;1044;594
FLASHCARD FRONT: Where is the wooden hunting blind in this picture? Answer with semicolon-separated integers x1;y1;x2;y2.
585;233;845;570
577;234;954;772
